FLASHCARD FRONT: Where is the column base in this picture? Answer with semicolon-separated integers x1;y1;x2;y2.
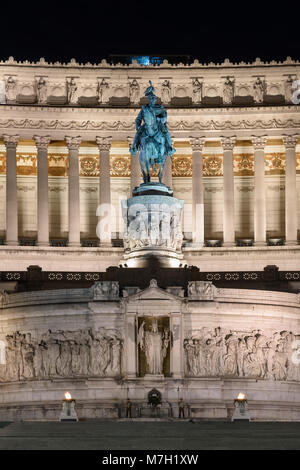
222;241;235;247
285;240;298;246
254;241;267;247
5;240;19;246
68;242;81;248
37;242;50;247
99;241;112;247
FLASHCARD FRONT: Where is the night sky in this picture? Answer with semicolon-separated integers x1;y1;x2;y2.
1;1;299;64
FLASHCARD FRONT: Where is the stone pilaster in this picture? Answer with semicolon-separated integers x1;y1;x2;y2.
34;135;51;246
3;134;19;245
65;136;81;247
252;136;267;246
96;136;112;245
128;137;140;194
220;136;236;246
283;135;299;245
190;137;206;246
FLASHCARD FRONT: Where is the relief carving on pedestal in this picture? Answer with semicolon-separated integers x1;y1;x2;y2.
0;328;123;382
188;281;218;300
184;327;300;381
92;281;119;300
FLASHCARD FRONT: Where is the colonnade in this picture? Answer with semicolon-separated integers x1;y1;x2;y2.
1;133;299;247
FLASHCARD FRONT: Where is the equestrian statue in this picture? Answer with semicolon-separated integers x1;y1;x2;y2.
130;81;176;184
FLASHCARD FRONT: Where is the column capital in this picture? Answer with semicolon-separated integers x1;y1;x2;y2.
34;135;51;150
189;137;206;152
220;136;236;151
127;136;134;147
96;136;112;151
65;136;82;151
3;134;19;149
252;135;268;150
282;135;298;149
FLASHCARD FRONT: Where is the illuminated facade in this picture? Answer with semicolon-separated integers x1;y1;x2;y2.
0;57;299;421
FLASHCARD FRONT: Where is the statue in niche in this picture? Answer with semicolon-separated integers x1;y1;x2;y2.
138;318;169;375
192;78;202;104
97;79;109;103
130;81;175;184
67;78;77;104
129;79;140;104
223;77;234;104
253;77;265;103
36;77;47;104
5;76;17;101
285;75;294;103
161;80;171;103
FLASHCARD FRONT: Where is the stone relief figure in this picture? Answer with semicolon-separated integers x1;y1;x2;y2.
138;319;169;375
0;290;8;307
161;80;171;103
184;328;300;382
188;281;217;300
0;328;123;382
92;281;119;300
129;79;140;104
285;75;294;103
97;79;109;104
253;77;265;103
123;204;183;252
223;77;234;105
5;76;17;101
67;78;77;104
192;78;202;104
36;77;47;104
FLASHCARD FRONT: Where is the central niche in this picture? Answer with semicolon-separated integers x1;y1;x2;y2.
137;316;170;377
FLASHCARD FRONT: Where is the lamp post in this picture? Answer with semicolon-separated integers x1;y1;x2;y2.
231;392;250;422
59;392;78;422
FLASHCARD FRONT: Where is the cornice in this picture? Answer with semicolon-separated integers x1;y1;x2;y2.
0;117;299;133
1;56;299;69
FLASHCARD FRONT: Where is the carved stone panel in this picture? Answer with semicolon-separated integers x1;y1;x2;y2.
184;327;300;381
0;328;123;382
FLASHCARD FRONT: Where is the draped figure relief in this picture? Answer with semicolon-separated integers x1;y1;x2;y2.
184;328;300;381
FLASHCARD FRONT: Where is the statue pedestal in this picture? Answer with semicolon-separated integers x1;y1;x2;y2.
121;186;187;268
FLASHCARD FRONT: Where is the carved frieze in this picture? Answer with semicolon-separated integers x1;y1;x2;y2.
188;281;218;300
92;281;119;300
0;328;123;382
184;327;300;381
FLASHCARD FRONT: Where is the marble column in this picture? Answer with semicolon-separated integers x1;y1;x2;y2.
65;136;81;247
252;136;267;246
34;135;51;246
96;136;112;245
126;314;137;378
162;155;173;188
220;136;236;246
283;135;299;245
3;134;19;245
190;137;206;246
128;137;140;194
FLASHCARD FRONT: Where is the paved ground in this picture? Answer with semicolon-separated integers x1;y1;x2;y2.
0;420;300;450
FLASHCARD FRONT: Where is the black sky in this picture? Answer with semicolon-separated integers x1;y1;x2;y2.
1;1;299;64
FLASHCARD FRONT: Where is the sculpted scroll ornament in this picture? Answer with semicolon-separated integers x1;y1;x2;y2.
0;328;123;382
184;327;300;381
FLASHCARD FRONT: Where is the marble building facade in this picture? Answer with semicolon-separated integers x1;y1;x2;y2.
0;57;300;420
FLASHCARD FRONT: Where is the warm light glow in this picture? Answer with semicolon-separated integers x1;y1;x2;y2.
64;392;72;401
237;392;246;400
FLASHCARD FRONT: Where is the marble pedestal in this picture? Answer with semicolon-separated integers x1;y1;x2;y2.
121;184;186;268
